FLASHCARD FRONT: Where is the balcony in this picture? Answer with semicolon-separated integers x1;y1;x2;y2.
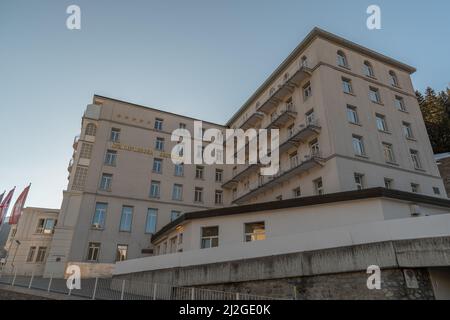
67;158;74;173
233;152;324;204
222;163;261;189
239;112;264;130
278;119;321;154
73;135;80;150
266;104;297;129
257;66;312;114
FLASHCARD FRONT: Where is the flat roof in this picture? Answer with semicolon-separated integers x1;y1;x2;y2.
151;187;450;243
93;94;227;128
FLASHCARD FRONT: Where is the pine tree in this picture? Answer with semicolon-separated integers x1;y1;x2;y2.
417;87;450;153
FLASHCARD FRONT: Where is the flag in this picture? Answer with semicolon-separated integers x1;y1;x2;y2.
9;184;31;225
0;187;15;225
0;191;5;205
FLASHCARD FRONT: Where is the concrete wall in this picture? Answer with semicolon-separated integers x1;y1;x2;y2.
114;237;450;299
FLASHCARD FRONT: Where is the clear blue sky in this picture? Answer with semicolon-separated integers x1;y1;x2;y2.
0;0;449;209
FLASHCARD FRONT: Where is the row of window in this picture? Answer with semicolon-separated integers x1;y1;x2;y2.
346;104;414;139
99;173;224;204
86;242;129;262
26;246;47;263
351;134;423;170
337;50;402;88
155;221;266;256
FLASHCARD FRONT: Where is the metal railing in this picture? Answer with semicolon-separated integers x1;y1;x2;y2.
0;269;286;300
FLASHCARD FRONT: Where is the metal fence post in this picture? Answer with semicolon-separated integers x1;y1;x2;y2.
236;292;240;300
92;277;98;300
47;273;53;292
120;279;126;300
293;286;297;300
191;287;195;300
11;269;17;287
153;283;157;300
28;271;34;289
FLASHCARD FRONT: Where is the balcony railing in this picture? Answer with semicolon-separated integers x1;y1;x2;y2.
73;135;80;150
239;111;264;130
266;105;297;129
278;119;321;154
222;163;261;189
257;66;312;114
233;152;324;204
67;158;74;173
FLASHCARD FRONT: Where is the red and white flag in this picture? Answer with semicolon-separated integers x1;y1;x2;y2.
0;187;15;225
9;184;31;225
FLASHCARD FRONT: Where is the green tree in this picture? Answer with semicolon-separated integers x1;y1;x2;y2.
416;87;450;154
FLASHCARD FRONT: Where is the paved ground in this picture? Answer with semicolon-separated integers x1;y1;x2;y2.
0;284;85;300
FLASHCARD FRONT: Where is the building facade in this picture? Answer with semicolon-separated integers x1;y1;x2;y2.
436;153;450;197
44;27;447;277
2;207;58;276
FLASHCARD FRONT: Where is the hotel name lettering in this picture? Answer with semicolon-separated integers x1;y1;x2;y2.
111;142;174;159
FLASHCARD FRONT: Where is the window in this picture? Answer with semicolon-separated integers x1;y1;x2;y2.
352;135;366;156
179;123;186;129
301;56;308;67
195;166;204;179
244;222;266;242
201;226;219;249
154;118;163;131
305;109;315;125
174;163;184;176
395;96;407;111
110;128;120;142
288;124;295;137
354;173;365;190
376;114;388;132
104;150;117;166
410;150;422;169
36;218;56;234
369;87;381;103
172;184;183;200
35;247;47;263
99;173;112;191
169;237;177;253
178;233;183;245
347;105;359;124
116;245;128;262
389;70;399;87
342;78;353;94
145;209;157;234
194;187;203;202
92;203;107;229
337;50;348;68
314;178;324;195
87;242;100;261
293;187;301;198
171;210;181;222
363;61;375;77
411;183;420;193
384;178;393;189
402;122;414;139
303;82;312;100
155;137;164;151
289;151;298;168
150;180;160;198
119;206;133;232
80;143;93;159
215;190;223;204
85;123;97;136
72;166;88;190
215;169;223;182
433;187;441;195
383;143;396;163
153;158;163;173
26;247;36;262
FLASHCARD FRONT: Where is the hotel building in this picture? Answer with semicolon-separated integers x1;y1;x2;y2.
44;28;447;278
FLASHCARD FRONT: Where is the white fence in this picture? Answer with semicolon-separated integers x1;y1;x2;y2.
0;269;286;300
